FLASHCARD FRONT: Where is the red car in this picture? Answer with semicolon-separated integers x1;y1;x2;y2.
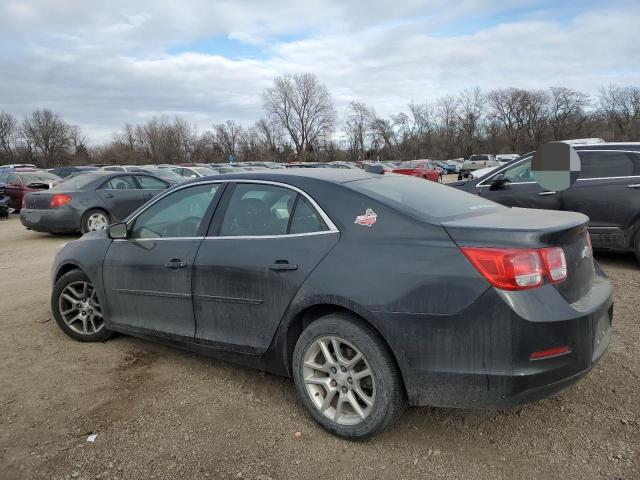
392;160;442;182
0;169;60;212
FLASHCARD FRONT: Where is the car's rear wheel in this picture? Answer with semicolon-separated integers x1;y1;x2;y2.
81;208;110;233
634;229;640;265
292;313;405;439
51;270;112;342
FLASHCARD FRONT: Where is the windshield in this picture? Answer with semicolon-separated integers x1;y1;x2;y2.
347;174;502;221
146;169;182;181
470;155;490;161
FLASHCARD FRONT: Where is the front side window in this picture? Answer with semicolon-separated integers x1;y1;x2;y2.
101;175;137;190
130;184;220;239
500;158;533;183
219;184;297;236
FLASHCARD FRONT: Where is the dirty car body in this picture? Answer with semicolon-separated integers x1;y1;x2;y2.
51;170;612;435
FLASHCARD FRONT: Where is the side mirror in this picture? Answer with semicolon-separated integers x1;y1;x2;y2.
108;222;128;239
489;174;509;191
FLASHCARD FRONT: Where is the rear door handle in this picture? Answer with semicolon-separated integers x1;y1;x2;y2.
269;261;298;271
538;191;557;196
165;258;186;269
105;193;114;198
627;184;640;189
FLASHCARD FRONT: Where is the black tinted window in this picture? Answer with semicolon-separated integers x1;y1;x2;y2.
289;197;327;234
578;151;639;179
349;175;501;220
130;184;219;239
219;184;296;236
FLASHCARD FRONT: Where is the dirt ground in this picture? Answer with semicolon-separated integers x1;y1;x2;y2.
0;214;638;480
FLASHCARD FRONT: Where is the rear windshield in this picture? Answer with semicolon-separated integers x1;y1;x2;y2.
55;173;100;190
347;174;502;221
470;155;490;161
398;161;426;168
19;172;60;183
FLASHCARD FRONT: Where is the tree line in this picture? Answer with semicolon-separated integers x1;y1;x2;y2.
1;74;639;168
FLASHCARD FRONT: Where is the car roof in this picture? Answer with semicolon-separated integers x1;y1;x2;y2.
184;167;376;186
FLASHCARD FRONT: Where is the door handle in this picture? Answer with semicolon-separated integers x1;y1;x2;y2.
105;193;114;198
627;184;640;189
165;258;186;269
144;192;154;198
269;260;298;271
538;191;557;196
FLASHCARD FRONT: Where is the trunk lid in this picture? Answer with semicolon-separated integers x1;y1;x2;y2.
25;191;55;209
442;207;595;303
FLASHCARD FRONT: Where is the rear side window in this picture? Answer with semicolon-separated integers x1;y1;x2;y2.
501;158;533;183
219;184;296;236
348;175;502;221
136;175;168;190
289;197;327;234
577;151;640;179
101;176;137;190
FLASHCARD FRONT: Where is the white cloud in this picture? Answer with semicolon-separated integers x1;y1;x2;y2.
0;1;638;143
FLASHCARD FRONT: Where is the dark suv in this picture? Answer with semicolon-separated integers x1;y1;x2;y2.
451;142;640;261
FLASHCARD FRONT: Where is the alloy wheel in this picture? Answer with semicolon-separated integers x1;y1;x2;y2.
87;212;108;231
58;281;104;335
302;336;376;425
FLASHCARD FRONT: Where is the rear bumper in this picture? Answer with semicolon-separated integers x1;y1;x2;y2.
373;269;613;409
20;207;80;233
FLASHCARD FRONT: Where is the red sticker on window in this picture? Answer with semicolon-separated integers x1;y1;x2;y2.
354;209;377;227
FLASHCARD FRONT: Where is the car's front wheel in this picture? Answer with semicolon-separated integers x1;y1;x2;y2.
51;270;112;342
292;313;405;439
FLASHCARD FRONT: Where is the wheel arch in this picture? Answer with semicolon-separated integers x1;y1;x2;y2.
281;303;407;393
54;262;83;283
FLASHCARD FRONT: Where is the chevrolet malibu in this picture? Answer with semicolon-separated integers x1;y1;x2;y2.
50;170;613;439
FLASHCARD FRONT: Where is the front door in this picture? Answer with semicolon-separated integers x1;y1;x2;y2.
102;183;223;338
192;182;339;352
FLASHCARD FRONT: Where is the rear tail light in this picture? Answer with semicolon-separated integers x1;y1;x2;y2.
49;194;72;209
540;247;567;283
461;246;567;291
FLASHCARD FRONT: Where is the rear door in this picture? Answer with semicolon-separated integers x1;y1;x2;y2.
96;175;143;221
561;150;640;249
475;156;561;210
6;174;23;210
192;181;339;353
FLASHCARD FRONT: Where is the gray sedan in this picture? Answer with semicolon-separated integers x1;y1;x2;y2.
20;171;170;234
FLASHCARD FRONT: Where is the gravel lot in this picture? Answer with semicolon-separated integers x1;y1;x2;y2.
0;215;638;480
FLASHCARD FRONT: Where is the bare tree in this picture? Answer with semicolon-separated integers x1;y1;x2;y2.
263;73;335;161
344;101;372;161
548;87;589;140
0;112;19;160
21;109;71;168
214;120;243;159
457;87;485;157
598;85;640;140
435;95;459;159
486;88;529;152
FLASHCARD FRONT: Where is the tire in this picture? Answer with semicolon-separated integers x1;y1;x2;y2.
438;174;443;183
292;313;405;439
51;270;113;342
81;208;110;234
634;229;640;265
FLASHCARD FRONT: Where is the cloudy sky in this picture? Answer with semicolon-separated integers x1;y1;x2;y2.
1;0;638;143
